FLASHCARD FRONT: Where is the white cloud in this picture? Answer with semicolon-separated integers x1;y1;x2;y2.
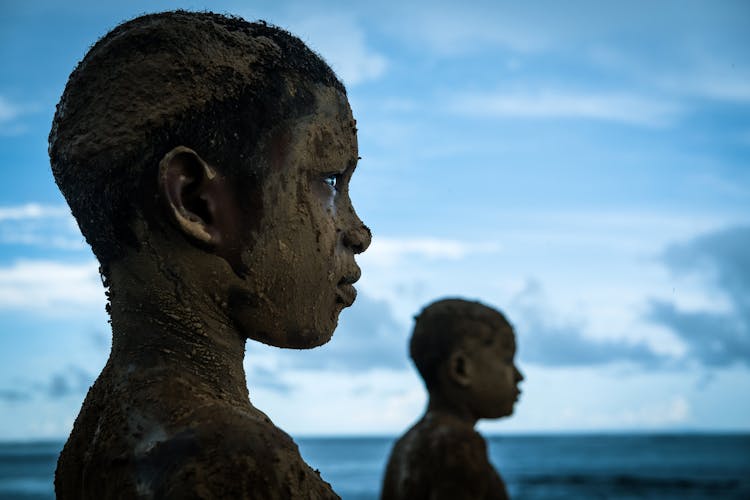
381;1;644;56
589;45;750;104
0;96;23;123
361;236;500;266
449;90;682;127
384;1;724;58
250;368;423;435
0;96;39;135
0;232;85;250
286;14;388;86
663;74;750;103
0;203;70;221
0;203;84;250
0;260;103;312
686;172;750;198
501;210;744;254
403;9;544;55
479;365;700;433
590;396;691;428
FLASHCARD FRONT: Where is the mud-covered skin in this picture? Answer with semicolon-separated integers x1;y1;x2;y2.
49;11;347;267
381;299;522;500
54;86;368;499
381;412;509;500
227;86;368;349
56;364;338;499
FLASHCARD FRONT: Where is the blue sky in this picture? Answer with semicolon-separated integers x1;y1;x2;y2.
1;0;749;439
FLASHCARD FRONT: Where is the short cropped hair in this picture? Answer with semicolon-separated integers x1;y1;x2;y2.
410;298;511;391
50;10;345;270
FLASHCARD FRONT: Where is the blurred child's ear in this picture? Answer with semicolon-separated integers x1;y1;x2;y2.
448;350;473;387
157;146;225;247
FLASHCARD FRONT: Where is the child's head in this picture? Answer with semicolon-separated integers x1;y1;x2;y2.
410;298;523;419
50;11;370;349
50;11;348;269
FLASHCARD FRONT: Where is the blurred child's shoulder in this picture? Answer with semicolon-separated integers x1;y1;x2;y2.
397;412;487;459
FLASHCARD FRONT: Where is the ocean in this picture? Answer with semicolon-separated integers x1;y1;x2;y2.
1;434;748;499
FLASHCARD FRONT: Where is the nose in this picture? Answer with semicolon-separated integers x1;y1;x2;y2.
515;366;524;383
342;208;371;254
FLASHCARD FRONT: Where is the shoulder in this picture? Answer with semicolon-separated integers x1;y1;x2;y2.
427;419;488;474
143;404;340;499
381;416;491;500
58;375;339;500
395;414;485;451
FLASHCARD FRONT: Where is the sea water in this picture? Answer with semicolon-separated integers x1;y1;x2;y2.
2;434;749;499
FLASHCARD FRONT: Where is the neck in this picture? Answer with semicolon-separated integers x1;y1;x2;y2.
426;391;477;428
106;250;250;405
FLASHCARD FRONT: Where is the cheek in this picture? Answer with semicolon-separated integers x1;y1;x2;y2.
303;201;340;255
488;365;515;397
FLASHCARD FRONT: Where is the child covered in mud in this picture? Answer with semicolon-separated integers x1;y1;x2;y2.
381;298;524;500
51;11;370;499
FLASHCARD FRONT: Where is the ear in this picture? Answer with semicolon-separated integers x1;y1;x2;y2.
158;146;225;246
448;349;474;387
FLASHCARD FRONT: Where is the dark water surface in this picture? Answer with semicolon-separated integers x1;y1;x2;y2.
2;434;749;499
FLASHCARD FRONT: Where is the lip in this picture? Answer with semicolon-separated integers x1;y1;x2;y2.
336;283;357;307
336;268;361;307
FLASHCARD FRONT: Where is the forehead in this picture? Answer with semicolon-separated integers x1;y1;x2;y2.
293;86;355;144
284;87;356;161
465;318;516;352
260;86;357;182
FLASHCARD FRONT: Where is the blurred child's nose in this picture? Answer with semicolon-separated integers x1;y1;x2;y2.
514;366;524;383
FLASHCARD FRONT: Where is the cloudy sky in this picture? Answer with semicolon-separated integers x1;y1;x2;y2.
1;0;749;440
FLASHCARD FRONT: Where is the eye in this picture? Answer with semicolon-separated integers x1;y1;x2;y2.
323;173;339;190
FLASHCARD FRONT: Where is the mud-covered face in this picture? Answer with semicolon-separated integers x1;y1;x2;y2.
466;323;524;419
227;86;370;349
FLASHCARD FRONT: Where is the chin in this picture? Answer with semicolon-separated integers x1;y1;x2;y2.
243;325;336;349
281;327;335;349
486;410;512;420
228;287;339;349
281;308;341;349
484;404;514;420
